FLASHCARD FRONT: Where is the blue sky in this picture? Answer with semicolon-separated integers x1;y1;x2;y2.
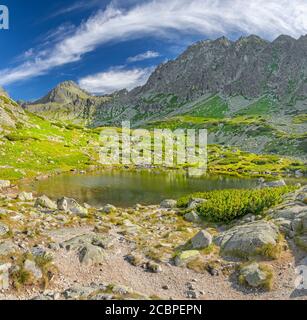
1;0;307;101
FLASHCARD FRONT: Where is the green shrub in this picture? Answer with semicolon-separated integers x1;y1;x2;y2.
177;186;296;223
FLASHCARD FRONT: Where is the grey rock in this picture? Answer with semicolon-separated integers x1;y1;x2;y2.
24;259;42;280
101;204;116;214
190;230;212;249
263;179;286;188
146;261;162;273
57;197;88;217
78;244;105;266
18;192;33;202
0;241;18;256
0;180;10;189
160;199;177;209
184;211;201;223
35;195;57;210
0;223;9;236
0;263;11;290
214;221;279;257
239;263;270;288
187;198;207;210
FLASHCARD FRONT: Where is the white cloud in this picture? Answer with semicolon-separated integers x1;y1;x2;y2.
1;0;307;86
78;66;153;94
127;50;160;63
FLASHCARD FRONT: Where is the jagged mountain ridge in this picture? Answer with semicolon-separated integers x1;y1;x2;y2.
21;34;307;157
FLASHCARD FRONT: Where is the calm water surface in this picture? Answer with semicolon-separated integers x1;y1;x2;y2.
21;170;260;207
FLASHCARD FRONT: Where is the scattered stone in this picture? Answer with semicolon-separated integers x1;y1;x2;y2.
18;192;33;202
160;199;177;209
35;195;57;210
0;223;9;236
78;244;105;266
0;180;10;189
0;241;19;256
146;261;162;273
239;263;273;289
214;221;280;258
184;211;201;223
57;197;88;217
0;263;11;290
101;204;116;214
187;198;207;210
174;250;200;267
186;290;198;299
24;259;42;280
190;230;212;249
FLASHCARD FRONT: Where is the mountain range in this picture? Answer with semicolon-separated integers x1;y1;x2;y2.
9;35;307;158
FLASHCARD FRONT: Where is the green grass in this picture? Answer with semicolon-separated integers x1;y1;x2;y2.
177;186;297;223
185;95;229;118
236;97;275;116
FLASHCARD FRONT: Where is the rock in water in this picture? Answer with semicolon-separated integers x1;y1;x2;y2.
190;230;212;249
262;179;286;188
57;197;88;217
35;195;57;210
214;221;280;258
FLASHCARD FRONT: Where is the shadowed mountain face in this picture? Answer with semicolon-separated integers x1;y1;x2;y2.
22;35;307;158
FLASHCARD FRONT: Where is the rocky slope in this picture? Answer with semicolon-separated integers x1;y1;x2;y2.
0;183;306;300
0;88;28;129
23;35;307;158
25;81;111;125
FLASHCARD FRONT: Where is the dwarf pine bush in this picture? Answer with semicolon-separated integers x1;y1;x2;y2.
177;186;296;223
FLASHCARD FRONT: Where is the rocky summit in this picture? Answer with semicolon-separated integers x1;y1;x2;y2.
23;35;307;158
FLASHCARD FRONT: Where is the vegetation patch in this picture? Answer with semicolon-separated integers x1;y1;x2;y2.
177;186;297;223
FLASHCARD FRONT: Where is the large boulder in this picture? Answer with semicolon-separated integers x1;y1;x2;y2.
190;230;212;249
61;233;113;266
35;195;57;210
57;197;88;217
214;221;280;258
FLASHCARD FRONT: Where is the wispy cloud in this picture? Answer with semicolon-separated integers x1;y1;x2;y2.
78;66;153;94
127;50;160;63
1;0;307;86
47;0;104;19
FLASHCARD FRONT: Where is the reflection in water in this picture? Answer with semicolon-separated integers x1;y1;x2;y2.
21;170;259;208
